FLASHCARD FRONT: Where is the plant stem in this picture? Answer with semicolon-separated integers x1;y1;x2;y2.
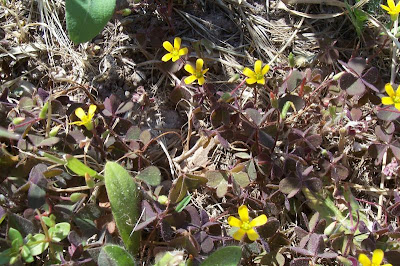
390;12;399;84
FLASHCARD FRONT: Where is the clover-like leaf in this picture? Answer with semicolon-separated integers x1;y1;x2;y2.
201;246;242;266
340;73;365;95
136;166;161;186
377;107;400;121
206;171;229;198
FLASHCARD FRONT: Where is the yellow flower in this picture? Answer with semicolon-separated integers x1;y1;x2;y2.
243;60;270;85
162;37;188;62
381;0;400;21
70;104;97;131
358;249;392;266
381;83;400;110
184;58;209;85
227;205;267;241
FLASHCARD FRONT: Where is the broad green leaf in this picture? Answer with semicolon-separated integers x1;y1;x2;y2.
65;155;102;179
105;162;140;255
27;234;48;256
8;228;23;247
0;249;12;264
48;223;70;242
21;245;33;263
42;215;56;228
201;246;242;266
66;0;116;43
136;166;161;186
98;245;136;266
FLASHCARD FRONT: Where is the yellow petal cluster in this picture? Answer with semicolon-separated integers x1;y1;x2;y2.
381;83;400;110
184;58;209;85
227;205;267;241
162;37;188;62
358;249;392;266
243;60;270;85
70;104;97;131
381;0;400;21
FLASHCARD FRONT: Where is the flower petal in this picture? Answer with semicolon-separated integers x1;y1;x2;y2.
202;68;209;75
184;75;197;85
172;55;180;62
162;53;173;62
196;58;204;72
70;121;84;126
395;85;400;97
243;68;256;79
228;216;242;227
382;264;393;266
88;105;97;117
358;254;371;266
184;64;195;75
198;77;205;85
254;60;262;74
381;4;391;11
372;249;384;265
163;41;174;52
394;102;400;111
262;64;270;75
179;47;188;56
174;37;181;49
232;228;246;241
385;83;395;97
256;78;265;85
246;228;260;241
382;97;394;105
246;78;257;85
75;108;86;120
249;214;267;227
238;205;249;222
388;0;395;10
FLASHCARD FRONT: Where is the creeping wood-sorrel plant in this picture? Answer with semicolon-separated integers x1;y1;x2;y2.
1;0;400;265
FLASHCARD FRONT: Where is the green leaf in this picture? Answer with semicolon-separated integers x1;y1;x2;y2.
232;172;250;188
0;249;12;265
201;246;242;266
65;155;102;179
66;0;116;43
42;215;56;228
9;255;19;265
27;234;48;256
154;251;185;266
175;194;191;213
21;245;33;263
136;166;161;186
206;171;229;198
8;228;23;247
0;127;19;140
48;223;70;242
70;192;86;202
105;162;140;255
98;245;136;266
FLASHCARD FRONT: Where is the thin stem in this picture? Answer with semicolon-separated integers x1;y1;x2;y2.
377;151;387;221
390;13;399;84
